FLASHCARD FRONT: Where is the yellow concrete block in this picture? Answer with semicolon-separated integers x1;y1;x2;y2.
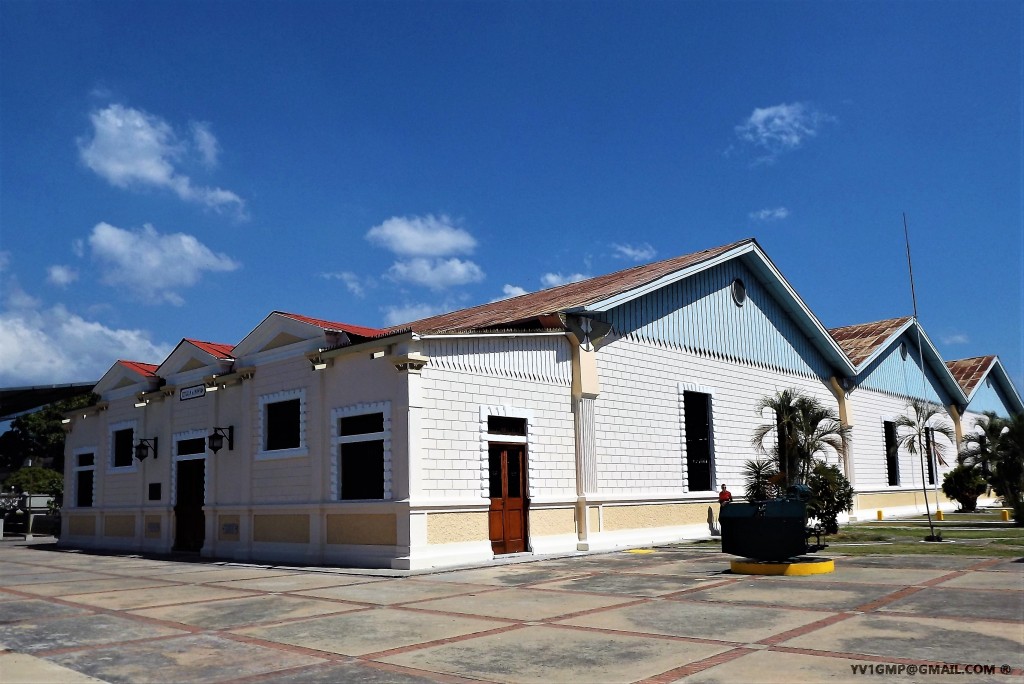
1002;510;1011;522
877;510;883;521
936;510;944;521
731;558;835;576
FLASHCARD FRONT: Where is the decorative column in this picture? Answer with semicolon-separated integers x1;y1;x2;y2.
571;339;600;550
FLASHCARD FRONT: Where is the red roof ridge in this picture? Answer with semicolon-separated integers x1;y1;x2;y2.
185;339;236;358
274;311;385;338
117;360;159;376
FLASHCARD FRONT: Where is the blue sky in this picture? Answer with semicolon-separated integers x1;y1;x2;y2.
0;1;1021;391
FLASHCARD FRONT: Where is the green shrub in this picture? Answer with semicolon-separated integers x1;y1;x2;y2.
941;464;988;512
806;462;855;535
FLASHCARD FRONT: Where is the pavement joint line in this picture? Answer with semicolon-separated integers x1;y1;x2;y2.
543;620;748;649
659;593;846;614
358;623;529;660
656;577;743;599
873;608;1024;626
52;587;264;611
753;610;857;646
636;646;758;684
374;603;524;624
217;629;355;661
850;584;925;612
31;630;198;658
536;596;652;623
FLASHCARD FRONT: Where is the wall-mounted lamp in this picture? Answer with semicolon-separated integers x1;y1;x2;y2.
207;426;234;453
311;358;328;371
61;418;71;424
135;437;158;461
370;350;385;359
134;399;149;408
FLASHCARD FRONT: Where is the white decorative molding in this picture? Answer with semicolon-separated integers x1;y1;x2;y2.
107;419;139;473
71;446;97;508
478;405;534;498
256;388;307;460
330;400;392;501
171;429;209;507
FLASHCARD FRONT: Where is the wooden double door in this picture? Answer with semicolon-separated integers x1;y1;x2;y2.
488;443;528;554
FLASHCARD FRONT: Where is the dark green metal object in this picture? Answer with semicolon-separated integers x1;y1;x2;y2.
720;485;826;561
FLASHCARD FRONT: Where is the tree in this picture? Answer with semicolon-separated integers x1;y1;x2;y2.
987;413;1024;525
941;464;987;512
3;466;64;497
750;389;851;487
0;394;96;475
806;462;855;534
893;399;957;539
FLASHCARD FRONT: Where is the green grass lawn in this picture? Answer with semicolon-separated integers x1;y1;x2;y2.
825;515;1024;557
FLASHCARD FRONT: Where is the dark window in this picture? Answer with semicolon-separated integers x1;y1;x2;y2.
339;411;386;500
487;416;527;436
340;440;384;500
488;449;503;498
148;483;162;501
113;428;134;467
76;470;94;507
683;391;713;491
925;428;936;485
177;438;205;456
341;412;384;436
884;421;900;486
78;453;94;467
266;398;301;450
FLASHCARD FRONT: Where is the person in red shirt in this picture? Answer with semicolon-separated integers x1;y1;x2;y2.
718;484;733;505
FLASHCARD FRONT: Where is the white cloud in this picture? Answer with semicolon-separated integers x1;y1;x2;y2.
749;207;791;221
387;257;484;291
500;284;528;299
541;272;590;288
321;271;368;297
46;265;79;287
0;281;172;385
366;215;476;257
611;243;656;261
735;102;834;163
383;303;445;327
942;333;970;345
190;121;219;169
0;251;9;273
88;222;240;305
78;104;246;217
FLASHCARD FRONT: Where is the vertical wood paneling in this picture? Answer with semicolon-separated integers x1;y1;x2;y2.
593;261;831;379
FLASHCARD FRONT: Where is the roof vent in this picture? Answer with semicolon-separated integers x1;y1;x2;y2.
731;279;747;307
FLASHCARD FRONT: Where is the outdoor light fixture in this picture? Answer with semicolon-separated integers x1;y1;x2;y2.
134;400;148;408
207;426;234;453
61;418;71;424
311;359;328;370
135;437;158;461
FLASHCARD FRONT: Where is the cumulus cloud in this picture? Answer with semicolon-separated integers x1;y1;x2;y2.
611;243;656;261
541;272;590;288
387;257;484;291
0;251;9;273
321;271;368;297
942;333;970;345
500;284;528;299
78;104;246;217
366;215;476;257
88;222;240;305
749;207;791;221
383;302;445;327
735;102;834;163
46;265;79;287
0;282;172;385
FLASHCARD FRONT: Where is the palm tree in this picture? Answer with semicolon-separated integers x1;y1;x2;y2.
965;412;1024;525
750;389;850;488
893;399;957;540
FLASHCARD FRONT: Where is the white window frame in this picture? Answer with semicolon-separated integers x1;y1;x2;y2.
331;401;391;501
72;447;97;508
171;429;208;508
108;419;139;473
678;382;717;493
257;388;308;460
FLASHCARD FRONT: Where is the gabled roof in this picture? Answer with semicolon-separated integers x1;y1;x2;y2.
386;240;751;334
828;317;913;366
947;355;1024;413
276;312;384;339
383;237;857;374
946;355;997;395
186;339;235;359
118;360;159;377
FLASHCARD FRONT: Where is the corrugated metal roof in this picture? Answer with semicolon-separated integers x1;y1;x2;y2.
384;238;755;334
946;355;997;394
828;316;912;366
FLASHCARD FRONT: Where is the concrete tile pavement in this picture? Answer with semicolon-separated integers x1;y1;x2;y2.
0;542;1019;683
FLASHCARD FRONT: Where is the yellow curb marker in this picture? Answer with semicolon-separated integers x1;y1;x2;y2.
624;549;657;554
730;558;835;576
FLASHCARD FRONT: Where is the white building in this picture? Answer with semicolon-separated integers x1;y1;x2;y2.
60;238;1021;569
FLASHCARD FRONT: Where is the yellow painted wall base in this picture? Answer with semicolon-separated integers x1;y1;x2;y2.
731;558;835;576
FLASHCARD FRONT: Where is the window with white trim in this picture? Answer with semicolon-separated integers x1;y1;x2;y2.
258;389;306;457
109;421;137;470
73;451;96;507
332;402;390;500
